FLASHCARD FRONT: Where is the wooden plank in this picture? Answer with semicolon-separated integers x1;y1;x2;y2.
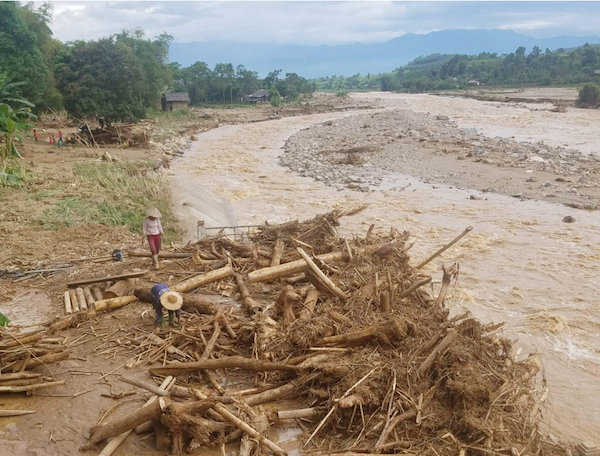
67;271;148;288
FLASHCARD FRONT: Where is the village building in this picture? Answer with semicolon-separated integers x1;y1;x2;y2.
162;92;190;111
467;79;482;87
247;89;270;103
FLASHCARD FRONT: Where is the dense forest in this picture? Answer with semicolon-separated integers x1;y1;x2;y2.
313;44;600;93
0;2;315;123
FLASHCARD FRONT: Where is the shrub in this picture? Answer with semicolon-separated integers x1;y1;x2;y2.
577;84;600;107
336;90;349;98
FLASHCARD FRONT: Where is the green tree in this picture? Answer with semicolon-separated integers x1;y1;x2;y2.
56;38;147;121
0;2;48;108
269;86;282;107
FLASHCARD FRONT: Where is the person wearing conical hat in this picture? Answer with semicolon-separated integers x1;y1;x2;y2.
142;207;164;269
150;283;183;332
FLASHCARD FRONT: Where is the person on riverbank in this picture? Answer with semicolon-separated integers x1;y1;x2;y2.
142;207;164;269
150;283;182;332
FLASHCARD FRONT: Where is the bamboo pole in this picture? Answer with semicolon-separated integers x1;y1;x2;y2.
416;226;473;269
416;329;458;376
234;273;263;313
397;276;432;299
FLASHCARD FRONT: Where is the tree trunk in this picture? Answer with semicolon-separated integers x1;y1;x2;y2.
82;397;171;450
150;356;297;376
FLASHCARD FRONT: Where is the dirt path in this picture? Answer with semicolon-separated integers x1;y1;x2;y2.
173;103;600;443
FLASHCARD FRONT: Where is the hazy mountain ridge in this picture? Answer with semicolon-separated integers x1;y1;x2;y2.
170;29;600;78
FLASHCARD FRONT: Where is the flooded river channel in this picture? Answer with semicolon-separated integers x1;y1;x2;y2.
172;97;600;443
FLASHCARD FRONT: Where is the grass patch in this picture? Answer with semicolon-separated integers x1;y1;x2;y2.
0;159;31;188
40;161;179;241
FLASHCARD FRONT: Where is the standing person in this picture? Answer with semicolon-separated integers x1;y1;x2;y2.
33;129;38;143
150;283;182;332
49;135;54;146
57;131;65;147
142;207;164;269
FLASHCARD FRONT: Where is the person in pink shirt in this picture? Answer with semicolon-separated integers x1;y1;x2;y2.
142;207;164;269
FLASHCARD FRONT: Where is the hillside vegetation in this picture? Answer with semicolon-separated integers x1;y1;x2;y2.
314;45;600;93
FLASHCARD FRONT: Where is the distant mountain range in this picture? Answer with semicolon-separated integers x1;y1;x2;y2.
169;29;600;78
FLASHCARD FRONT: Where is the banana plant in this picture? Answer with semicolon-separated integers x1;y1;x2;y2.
0;75;36;159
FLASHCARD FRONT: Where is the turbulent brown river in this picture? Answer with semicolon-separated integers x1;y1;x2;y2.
172;93;600;443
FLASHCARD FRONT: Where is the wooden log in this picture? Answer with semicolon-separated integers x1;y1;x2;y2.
190;389;287;456
328;310;351;325
82;397;171;450
436;262;459;307
150;356;297;376
276;408;321;420
91;285;104;302
0;378;43;386
245;376;315;406
133;288;217;315
67;270;147;288
128;251;192;259
296;247;348;299
94;296;138;311
247;250;347;284
103;279;137;299
83;287;95;308
0;333;43;349
0;409;36;417
416;329;458;376
10;351;69;373
416;226;473;269
75;287;87;311
171;265;233;293
270;238;285;267
320;319;410;347
64;291;72;314
234;273;263;313
0;372;42;382
298;287;319;320
397;276;432;299
69;289;80;313
118;376;189;398
0;380;65;393
122;376;174;443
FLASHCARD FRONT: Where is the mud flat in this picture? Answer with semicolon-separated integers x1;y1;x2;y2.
176;96;600;443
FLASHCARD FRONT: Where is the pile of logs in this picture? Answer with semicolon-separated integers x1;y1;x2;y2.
70;207;560;456
0;328;67;401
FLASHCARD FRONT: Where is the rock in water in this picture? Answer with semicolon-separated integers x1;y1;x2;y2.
562;216;576;223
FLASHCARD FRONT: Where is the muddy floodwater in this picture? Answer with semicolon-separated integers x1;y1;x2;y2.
172;93;600;443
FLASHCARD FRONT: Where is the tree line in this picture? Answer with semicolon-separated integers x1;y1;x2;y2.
0;2;315;123
313;45;600;93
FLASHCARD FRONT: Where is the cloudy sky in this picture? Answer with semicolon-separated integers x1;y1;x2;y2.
48;1;600;45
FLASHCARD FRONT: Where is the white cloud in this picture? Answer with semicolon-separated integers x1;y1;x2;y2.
45;1;600;45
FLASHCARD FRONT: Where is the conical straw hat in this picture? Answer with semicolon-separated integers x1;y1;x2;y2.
146;207;162;218
160;291;183;311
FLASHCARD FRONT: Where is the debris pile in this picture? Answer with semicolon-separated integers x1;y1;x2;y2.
67;207;560;456
0;323;69;400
